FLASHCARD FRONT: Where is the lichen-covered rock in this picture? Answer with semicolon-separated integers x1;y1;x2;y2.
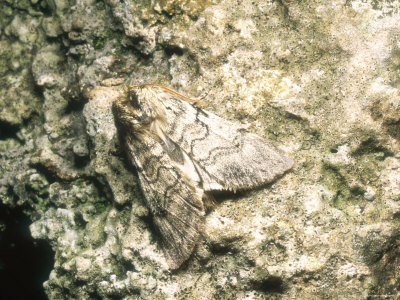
1;8;45;126
1;0;400;299
109;0;210;55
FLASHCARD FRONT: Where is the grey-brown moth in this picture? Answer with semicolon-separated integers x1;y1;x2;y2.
112;84;293;269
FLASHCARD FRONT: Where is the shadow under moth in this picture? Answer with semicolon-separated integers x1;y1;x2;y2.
112;84;293;269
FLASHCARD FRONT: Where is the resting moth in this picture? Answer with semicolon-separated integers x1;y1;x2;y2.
112;84;293;269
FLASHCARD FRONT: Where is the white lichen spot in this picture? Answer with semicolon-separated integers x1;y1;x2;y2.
246;214;273;248
221;61;301;115
233;19;256;39
328;144;353;165
303;188;323;214
205;8;227;36
297;255;325;273
380;157;400;199
337;262;369;281
75;257;91;273
206;214;235;232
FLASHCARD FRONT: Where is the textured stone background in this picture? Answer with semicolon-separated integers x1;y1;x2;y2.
1;0;400;299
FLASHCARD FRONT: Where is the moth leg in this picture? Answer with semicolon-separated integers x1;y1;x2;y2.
202;192;215;212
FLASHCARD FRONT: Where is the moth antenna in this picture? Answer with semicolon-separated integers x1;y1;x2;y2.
142;83;208;107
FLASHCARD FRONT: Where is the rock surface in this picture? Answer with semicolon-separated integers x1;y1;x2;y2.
1;0;400;298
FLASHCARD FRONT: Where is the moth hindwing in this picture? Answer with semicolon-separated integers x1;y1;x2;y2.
112;84;293;269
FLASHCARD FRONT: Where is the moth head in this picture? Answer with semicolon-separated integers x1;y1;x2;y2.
112;93;145;130
113;85;164;133
126;86;141;110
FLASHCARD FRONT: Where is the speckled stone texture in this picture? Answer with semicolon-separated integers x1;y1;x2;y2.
1;0;400;299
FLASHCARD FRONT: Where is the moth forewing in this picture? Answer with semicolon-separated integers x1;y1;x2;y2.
138;85;293;191
112;84;293;269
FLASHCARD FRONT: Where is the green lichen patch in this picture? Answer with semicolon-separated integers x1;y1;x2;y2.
321;163;366;210
0;73;41;126
351;136;394;159
321;135;391;214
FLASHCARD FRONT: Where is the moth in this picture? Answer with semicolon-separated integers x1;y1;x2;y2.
112;84;293;269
